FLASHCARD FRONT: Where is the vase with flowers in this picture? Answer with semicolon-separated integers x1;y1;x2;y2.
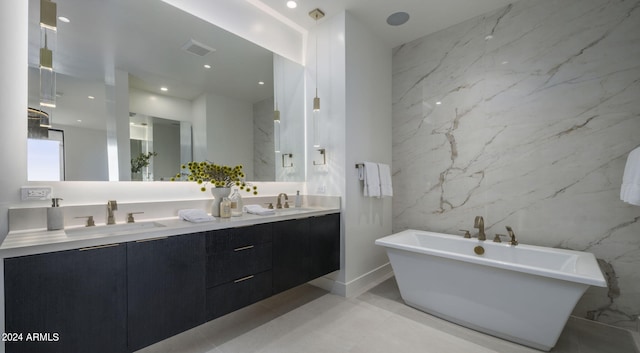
171;161;257;216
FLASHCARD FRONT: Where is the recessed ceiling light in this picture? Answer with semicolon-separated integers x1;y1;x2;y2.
58;16;70;23
485;35;494;40
77;119;82;123
204;64;211;69
258;81;265;85
286;1;297;9
436;101;442;105
88;95;95;99
386;12;410;26
501;61;509;65
161;87;168;91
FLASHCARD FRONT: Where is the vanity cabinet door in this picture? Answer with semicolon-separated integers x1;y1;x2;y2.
4;243;127;353
272;214;341;294
272;217;311;294
308;213;341;280
127;233;206;352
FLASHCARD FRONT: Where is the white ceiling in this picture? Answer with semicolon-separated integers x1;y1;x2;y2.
29;0;513;130
259;0;514;48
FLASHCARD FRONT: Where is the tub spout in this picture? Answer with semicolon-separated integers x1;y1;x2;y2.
474;216;486;241
506;226;518;246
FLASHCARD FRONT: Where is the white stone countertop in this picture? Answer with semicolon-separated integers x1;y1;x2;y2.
1;207;340;259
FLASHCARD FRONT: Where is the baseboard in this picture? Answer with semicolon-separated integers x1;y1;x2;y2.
308;262;393;298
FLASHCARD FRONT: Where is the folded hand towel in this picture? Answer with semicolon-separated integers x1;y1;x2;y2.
178;209;215;223
378;163;393;197
621;146;640;206
244;204;276;216
363;162;381;198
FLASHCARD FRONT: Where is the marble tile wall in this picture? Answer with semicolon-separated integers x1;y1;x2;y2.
253;97;275;181
392;0;640;328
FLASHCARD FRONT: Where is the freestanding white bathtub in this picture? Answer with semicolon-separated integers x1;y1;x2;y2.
375;229;607;351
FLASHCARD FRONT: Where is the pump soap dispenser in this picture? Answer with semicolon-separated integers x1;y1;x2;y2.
47;198;64;231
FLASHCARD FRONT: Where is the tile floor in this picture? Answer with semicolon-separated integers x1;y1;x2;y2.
138;277;639;353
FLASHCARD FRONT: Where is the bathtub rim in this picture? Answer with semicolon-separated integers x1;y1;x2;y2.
375;229;607;288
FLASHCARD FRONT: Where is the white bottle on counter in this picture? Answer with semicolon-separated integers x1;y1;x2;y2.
47;198;64;231
220;197;232;218
229;188;243;217
294;190;302;208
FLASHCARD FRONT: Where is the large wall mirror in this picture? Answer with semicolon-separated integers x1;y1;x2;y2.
27;0;305;182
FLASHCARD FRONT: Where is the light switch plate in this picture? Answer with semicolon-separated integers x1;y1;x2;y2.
21;186;53;201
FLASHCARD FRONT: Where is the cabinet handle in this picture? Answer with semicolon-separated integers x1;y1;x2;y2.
79;243;120;251
135;236;168;243
234;275;254;283
233;245;254;252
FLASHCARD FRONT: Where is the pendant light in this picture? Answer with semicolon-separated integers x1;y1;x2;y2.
39;0;57;109
309;8;324;148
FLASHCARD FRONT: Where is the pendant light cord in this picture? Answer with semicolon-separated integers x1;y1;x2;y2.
315;17;318;98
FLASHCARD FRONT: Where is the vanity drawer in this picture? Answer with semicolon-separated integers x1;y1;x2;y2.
206;270;272;320
206;242;272;287
206;223;272;254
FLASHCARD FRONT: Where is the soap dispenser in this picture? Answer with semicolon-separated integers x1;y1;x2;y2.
294;190;302;208
47;198;64;231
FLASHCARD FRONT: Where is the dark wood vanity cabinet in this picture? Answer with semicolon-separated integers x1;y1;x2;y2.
127;233;206;352
205;223;273;320
273;213;341;294
3;212;340;352
308;213;341;280
4;243;127;353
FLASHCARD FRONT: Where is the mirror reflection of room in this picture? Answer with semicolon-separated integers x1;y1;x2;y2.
26;0;304;182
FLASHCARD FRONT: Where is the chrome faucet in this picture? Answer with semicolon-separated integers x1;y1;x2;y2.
107;200;118;225
506;226;518;246
276;193;289;209
474;216;486;241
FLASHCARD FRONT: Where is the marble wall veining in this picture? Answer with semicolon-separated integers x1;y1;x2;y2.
253;96;275;181
392;0;640;328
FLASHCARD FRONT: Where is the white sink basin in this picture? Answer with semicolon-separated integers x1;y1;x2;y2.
65;221;166;236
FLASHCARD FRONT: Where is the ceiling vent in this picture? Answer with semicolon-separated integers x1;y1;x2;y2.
181;39;216;57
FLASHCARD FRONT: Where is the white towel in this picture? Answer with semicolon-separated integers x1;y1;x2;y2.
378;163;393;197
244;204;276;216
363;162;381;198
621;146;640;206
178;209;215;223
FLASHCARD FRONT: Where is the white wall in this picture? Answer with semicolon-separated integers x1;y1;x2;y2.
113;70;131;181
206;94;254;179
153;123;181;181
192;94;207;161
0;0;28;238
306;11;393;296
343;12;393;290
129;88;192;123
61;125;109;181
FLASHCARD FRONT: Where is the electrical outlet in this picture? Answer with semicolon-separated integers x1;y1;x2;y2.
21;186;53;201
316;184;326;194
